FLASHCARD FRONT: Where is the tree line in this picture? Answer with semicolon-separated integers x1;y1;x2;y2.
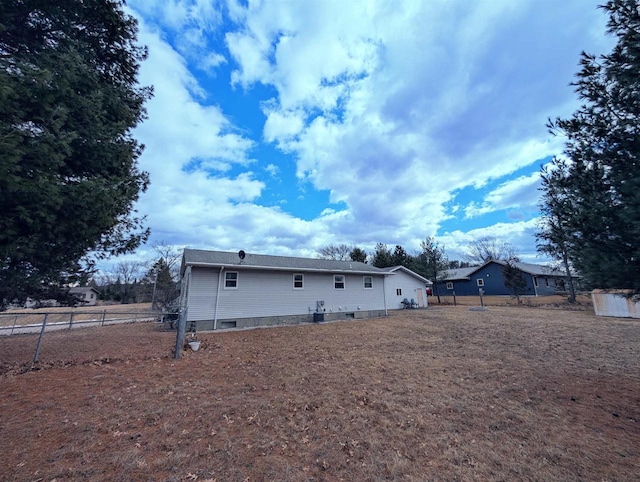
91;243;181;310
318;236;527;299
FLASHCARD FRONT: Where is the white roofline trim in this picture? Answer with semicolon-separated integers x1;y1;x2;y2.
184;261;391;276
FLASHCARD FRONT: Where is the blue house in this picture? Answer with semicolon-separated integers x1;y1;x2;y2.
434;260;574;297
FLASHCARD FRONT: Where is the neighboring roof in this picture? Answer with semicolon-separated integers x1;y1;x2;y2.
442;260;567;281
380;265;432;285
181;249;389;276
442;267;477;280
69;287;99;294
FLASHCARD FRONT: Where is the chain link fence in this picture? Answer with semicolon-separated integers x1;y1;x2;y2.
0;309;179;366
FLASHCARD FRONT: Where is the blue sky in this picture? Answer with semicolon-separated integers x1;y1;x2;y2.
118;0;612;267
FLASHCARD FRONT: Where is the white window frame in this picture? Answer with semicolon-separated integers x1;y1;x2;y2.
334;275;345;290
224;271;238;289
363;276;373;289
293;273;304;290
476;278;484;287
446;282;453;290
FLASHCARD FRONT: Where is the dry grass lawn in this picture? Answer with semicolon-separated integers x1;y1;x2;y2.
0;304;638;481
1;302;155;327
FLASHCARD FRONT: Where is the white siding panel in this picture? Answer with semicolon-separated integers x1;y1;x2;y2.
188;268;386;321
186;268;220;321
385;271;427;309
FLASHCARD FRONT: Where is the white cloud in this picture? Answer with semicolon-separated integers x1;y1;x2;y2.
441;218;544;262
116;0;611;269
464;171;542;218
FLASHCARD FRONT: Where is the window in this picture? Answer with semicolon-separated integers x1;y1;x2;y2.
476;278;484;287
545;277;549;287
363;276;373;289
293;273;304;289
533;277;538;287
396;288;402;296
446;282;453;290
334;275;345;290
225;271;238;288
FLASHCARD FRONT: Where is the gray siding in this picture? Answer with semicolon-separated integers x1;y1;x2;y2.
187;267;386;322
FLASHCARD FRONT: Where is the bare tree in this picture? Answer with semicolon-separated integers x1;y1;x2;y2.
318;244;353;260
465;237;518;265
147;242;183;310
151;241;182;279
112;260;145;304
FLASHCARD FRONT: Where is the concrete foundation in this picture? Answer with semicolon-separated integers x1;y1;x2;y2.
188;309;387;331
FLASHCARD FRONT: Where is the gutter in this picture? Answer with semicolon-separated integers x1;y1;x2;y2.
382;275;388;315
183;261;389;276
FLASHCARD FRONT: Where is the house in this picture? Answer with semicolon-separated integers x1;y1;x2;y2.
23;286;100;308
434;260;575;297
69;287;100;306
179;249;431;331
381;266;432;308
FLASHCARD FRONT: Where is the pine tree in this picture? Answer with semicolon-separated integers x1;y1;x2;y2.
502;259;528;304
536;163;578;302
349;247;368;263
418;236;449;303
0;0;152;308
543;0;640;293
371;243;394;268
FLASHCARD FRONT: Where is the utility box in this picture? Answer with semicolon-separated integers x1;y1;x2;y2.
313;312;324;323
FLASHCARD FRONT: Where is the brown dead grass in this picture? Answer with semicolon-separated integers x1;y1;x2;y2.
432;293;593;309
0;305;638;482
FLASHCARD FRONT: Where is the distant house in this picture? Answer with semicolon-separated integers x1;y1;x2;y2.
69;287;100;306
23;286;100;308
381;266;432;309
434;260;576;297
180;249;431;331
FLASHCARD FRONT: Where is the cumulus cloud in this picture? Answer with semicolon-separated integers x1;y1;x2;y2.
464;172;543;219
117;0;611;269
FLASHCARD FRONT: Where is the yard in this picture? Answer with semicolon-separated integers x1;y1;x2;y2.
0;304;638;481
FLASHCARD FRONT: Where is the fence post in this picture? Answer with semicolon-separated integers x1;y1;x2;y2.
68;312;74;330
10;315;18;336
453;291;457;306
174;307;187;360
33;314;49;363
101;310;106;326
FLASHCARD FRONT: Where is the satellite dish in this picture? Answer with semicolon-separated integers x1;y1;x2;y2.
238;250;246;260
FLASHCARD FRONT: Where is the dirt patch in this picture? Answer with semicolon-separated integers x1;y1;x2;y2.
0;306;638;481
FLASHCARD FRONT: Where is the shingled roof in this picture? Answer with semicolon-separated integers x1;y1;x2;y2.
442;260;565;280
181;249;389;276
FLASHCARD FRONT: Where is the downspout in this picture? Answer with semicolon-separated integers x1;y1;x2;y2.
213;266;224;330
382;275;388;315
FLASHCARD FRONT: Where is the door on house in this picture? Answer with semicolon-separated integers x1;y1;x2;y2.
415;288;425;307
